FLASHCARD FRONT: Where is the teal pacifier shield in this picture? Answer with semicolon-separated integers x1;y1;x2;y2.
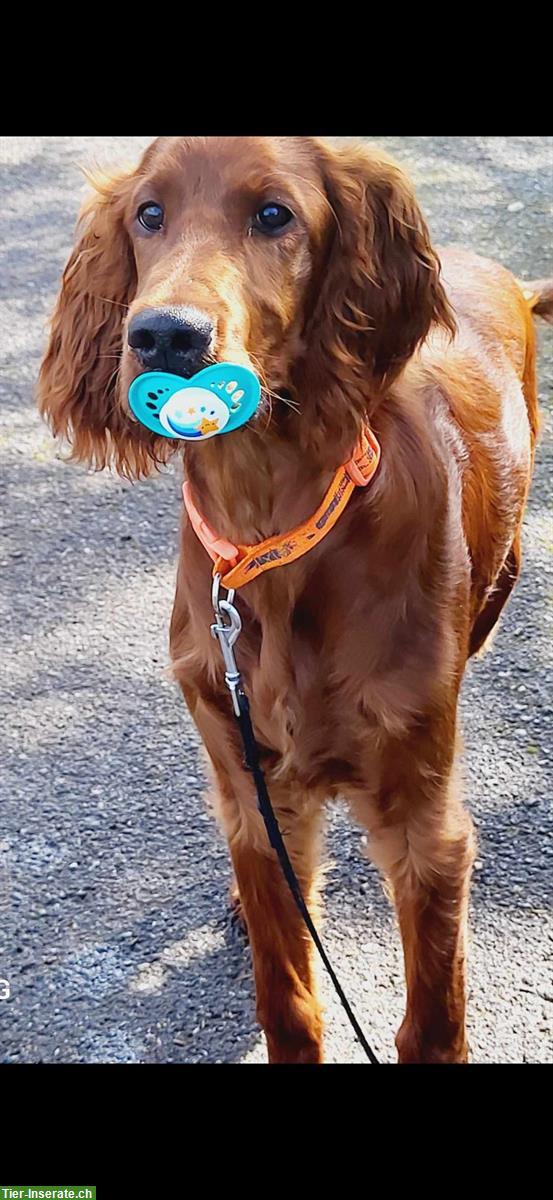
128;363;261;441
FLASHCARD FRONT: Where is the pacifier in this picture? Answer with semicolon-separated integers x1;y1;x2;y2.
128;362;261;441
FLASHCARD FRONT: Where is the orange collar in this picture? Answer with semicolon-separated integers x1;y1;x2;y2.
182;426;381;590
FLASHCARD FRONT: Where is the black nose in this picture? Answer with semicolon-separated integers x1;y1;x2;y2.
127;306;214;375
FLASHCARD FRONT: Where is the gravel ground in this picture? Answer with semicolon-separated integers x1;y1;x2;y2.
0;136;551;1065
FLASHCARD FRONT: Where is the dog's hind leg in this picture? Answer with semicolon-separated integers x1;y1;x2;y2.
469;534;521;658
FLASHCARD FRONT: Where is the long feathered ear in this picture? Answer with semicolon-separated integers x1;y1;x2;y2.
37;169;172;478
300;141;456;407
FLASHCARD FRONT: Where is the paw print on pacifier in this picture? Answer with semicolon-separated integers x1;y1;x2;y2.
128;363;261;441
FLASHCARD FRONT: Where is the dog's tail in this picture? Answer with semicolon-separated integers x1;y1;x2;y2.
520;278;553;324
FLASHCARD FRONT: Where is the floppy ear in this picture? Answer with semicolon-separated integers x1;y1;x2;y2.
302;141;456;399
37;170;172;478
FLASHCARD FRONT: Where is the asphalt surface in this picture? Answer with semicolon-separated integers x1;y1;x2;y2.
0;136;551;1064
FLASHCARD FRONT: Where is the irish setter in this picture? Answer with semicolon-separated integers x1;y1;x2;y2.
38;136;552;1063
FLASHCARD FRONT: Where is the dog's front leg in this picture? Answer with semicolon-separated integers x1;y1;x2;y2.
177;681;325;1063
226;791;324;1065
358;716;476;1064
390;793;475;1065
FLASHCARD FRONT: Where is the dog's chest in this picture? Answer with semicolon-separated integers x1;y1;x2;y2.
243;596;446;792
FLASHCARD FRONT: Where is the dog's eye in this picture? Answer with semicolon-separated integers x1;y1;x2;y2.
253;203;294;235
137;202;164;232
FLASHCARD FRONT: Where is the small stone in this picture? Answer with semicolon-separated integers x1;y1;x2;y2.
507;201;524;213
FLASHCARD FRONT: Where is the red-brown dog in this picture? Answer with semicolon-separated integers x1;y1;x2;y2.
38;137;552;1063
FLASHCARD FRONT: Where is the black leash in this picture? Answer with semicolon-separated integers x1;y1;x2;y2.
210;575;380;1064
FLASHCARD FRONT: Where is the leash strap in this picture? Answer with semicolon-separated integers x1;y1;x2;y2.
210;579;381;1064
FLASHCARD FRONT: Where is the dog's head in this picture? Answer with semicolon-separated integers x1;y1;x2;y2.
38;136;455;475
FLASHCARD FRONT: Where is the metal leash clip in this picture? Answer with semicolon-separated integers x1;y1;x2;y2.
210;573;243;716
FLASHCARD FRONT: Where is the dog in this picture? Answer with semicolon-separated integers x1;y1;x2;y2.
37;136;552;1063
